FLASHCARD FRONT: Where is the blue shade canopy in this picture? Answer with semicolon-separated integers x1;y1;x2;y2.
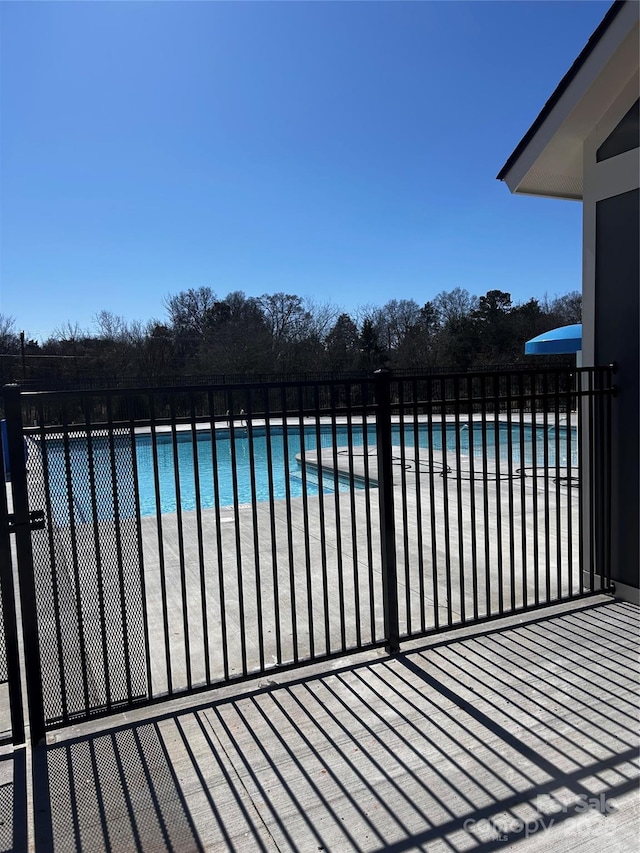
525;323;582;355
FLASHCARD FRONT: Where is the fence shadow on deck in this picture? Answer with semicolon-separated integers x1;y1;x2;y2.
0;749;27;853
33;599;639;852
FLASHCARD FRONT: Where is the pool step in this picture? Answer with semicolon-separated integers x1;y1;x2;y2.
289;467;339;495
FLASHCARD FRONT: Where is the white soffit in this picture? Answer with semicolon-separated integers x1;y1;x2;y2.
502;4;639;200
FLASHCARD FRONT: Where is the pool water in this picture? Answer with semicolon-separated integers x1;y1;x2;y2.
135;424;369;514
42;421;576;522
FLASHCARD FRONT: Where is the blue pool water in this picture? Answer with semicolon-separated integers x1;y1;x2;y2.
135;424;370;514
42;421;576;522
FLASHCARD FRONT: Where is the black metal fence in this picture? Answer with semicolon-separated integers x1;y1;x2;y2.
9;362;571;392
0;365;614;743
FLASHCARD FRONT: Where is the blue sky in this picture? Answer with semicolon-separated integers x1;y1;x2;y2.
1;1;611;341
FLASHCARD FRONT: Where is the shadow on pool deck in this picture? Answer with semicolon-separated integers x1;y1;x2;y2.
30;597;639;853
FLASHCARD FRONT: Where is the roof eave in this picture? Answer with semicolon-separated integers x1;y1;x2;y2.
497;1;639;200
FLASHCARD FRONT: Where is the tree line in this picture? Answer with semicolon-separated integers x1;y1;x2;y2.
0;287;581;388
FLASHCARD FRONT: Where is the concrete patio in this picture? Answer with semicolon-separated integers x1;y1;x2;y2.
2;594;636;852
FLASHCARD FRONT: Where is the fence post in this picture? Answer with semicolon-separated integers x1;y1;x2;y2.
374;370;400;654
3;385;46;745
0;417;26;744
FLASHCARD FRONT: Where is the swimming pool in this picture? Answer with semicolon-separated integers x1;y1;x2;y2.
135;424;368;514
41;420;576;522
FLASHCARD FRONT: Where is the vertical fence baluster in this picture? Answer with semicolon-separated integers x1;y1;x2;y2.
411;379;426;634
168;396;191;691
426;376;439;630
593;368;611;590
542;373;551;603
587;369;596;591
467;376;479;621
565;372;574;595
345;383;362;649
554;372;563;599
85;399;112;710
604;365;614;589
106;395;136;707
440;380;453;625
576;369;591;594
505;374;516;613
227;390;247;676
244;387;264;672
374;370;399;654
207;391;229;681
297;386;315;659
149;394;172;696
37;399;70;725
280;386;299;663
530;375;540;606
493;374;504;615
453;376;466;622
327;385;346;651
518;372;528;608
397;380;411;636
360;382;376;641
60;403;91;716
312;385;330;655
127;397;151;701
480;376;491;617
189;393;211;685
263;389;282;665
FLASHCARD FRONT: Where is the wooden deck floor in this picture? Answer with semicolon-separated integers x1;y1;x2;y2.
27;597;639;852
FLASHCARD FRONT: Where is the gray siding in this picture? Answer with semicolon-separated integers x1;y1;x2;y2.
595;187;639;588
596;98;639;162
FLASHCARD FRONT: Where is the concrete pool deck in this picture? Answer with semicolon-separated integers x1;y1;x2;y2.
128;411;579;435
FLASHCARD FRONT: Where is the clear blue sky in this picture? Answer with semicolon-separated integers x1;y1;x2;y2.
1;0;612;342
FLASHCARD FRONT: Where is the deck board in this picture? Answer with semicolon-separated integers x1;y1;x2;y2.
33;598;640;852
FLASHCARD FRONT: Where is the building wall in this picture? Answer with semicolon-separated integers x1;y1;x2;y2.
595;189;639;588
583;82;639;593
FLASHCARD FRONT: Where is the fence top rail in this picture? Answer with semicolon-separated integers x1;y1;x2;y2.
17;389;612;437
4;361;575;387
1;364;615;404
